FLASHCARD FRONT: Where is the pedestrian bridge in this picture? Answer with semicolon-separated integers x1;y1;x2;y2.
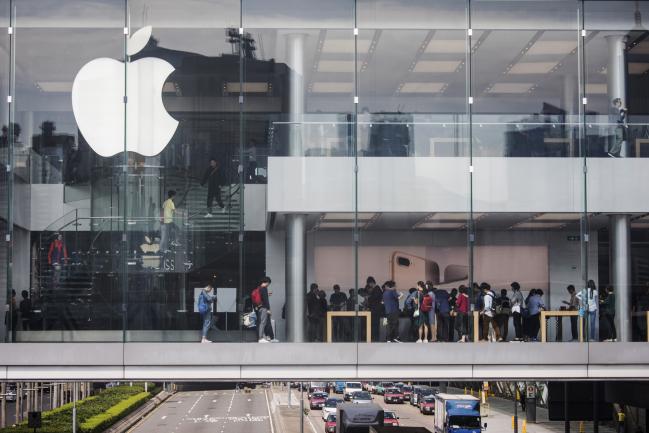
1;342;648;381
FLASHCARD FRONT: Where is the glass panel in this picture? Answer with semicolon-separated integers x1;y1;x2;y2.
1;0;10;342
13;0;125;341
125;0;241;342
356;0;469;343
584;1;649;343
243;0;355;342
471;0;585;343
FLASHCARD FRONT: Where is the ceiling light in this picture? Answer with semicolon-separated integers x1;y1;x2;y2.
415;222;466;229
317;222;360;229
225;82;269;93
586;83;607;94
323;212;376;220
512;222;566;229
311;82;354;93
425;212;481;221
399;82;445;93
36;81;73;92
508;62;558;74
317;60;354;73
629;62;649;75
322;39;371;54
412;60;461;73
425;39;465;54
487;83;534;94
533;213;582;221
526;41;577;55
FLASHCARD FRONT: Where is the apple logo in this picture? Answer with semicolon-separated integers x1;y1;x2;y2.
71;26;178;157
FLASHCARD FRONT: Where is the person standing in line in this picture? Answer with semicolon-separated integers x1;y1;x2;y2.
19;290;32;331
454;285;470;342
527;289;546;341
330;284;348;341
317;289;328;342
415;281;430;343
404;287;418;342
366;277;383;342
383;281;402;343
577;280;599;341
473;282;485;340
494;289;512;341
252;276;273;343
601;286;617;342
510;282;524;341
425;282;437;342
198;280;217;343
562;285;579;341
448;288;458;342
481;283;501;342
201;157;225;217
160;190;177;252
306;283;322;342
435;288;451;342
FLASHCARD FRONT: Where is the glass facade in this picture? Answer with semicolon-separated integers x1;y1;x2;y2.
2;0;649;345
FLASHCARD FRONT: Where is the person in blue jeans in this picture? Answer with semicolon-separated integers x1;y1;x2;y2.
383;280;402;342
199;280;217;343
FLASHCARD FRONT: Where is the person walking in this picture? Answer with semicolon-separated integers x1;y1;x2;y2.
607;97;627;158
562;285;579;341
19;290;32;331
383;281;402;342
198;280;217;343
578;280;599;341
306;283;322;342
527;289;545;341
494;289;511;341
454;285;470;342
415;281;431;343
601;286;617;341
481;283;501;342
201;158;225;216
47;233;68;266
252;277;273;342
160;190;177;252
510;282;524;341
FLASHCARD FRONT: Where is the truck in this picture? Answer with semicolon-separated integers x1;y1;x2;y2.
337;402;384;433
335;381;347;394
434;394;485;433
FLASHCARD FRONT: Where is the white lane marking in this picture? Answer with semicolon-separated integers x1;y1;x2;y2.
161;415;167;420
187;394;203;415
264;389;276;433
212;399;218;403
305;411;319;433
227;390;235;413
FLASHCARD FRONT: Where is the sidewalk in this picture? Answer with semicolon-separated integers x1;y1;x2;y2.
269;385;304;433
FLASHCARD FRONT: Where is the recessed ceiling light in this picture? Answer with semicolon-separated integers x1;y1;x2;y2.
317;222;359;229
425;39;465;54
412;60;461;73
586;83;607;94
225;82;269;93
36;81;73;92
629;63;649;75
526;40;577;55
487;83;534;94
508;62;558;74
322;38;371;54
425;212;482;221
533;213;582;221
513;222;566;229
311;82;354;93
323;212;376;220
399;82;446;93
317;60;354;73
415;222;466;229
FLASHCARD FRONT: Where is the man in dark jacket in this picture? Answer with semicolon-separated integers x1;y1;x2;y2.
201;158;225;216
436;289;451;342
306;284;322;342
366;277;383;342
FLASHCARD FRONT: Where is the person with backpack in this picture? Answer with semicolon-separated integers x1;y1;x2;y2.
251;276;274;342
435;289;451;342
415;281;431;343
481;283;501;342
510;282;524;341
494;289;512;341
198;280;217;343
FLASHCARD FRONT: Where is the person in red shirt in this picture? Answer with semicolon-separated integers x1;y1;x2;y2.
47;233;68;266
454;285;470;342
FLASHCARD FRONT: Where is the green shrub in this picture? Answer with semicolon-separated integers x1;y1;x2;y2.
79;392;150;433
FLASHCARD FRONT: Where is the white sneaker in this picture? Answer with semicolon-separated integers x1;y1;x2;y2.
416;339;423;343
201;338;212;343
205;213;213;218
423;339;429;343
270;339;280;343
258;338;270;343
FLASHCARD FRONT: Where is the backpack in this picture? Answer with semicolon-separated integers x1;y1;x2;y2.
198;291;209;314
251;287;262;307
495;296;511;315
421;295;433;313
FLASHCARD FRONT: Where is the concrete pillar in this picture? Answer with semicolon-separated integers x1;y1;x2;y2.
610;215;632;341
606;33;628;157
284;33;307;343
1;382;6;428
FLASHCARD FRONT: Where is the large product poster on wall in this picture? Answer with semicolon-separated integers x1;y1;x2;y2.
314;245;549;293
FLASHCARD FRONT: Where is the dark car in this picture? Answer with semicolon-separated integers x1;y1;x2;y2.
400;384;414;401
309;391;329;410
420;394;436;415
411;385;435;406
383;387;404;404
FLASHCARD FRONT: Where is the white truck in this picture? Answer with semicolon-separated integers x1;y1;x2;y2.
434;393;485;433
343;381;363;401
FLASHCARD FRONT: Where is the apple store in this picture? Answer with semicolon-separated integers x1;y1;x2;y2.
3;0;649;345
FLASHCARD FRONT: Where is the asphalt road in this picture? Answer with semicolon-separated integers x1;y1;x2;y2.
130;388;274;433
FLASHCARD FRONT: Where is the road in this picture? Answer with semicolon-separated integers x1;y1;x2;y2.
130;388;274;433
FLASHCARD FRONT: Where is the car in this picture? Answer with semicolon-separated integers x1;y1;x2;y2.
400;384;414;401
0;389;16;402
375;382;394;395
411;385;435;406
309;391;329;409
343;381;363;401
383;387;404;404
324;413;337;433
350;390;373;404
420;394;436;415
322;397;343;420
384;410;400;427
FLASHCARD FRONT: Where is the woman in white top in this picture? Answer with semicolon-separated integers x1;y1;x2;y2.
577;280;599;341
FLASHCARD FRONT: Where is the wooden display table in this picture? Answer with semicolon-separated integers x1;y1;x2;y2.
326;311;372;343
540;310;583;342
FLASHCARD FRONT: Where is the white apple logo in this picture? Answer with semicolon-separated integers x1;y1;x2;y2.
72;26;178;157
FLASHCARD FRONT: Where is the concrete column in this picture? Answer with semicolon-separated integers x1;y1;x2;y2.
606;33;628;157
285;214;307;342
610;215;632;341
284;32;307;343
